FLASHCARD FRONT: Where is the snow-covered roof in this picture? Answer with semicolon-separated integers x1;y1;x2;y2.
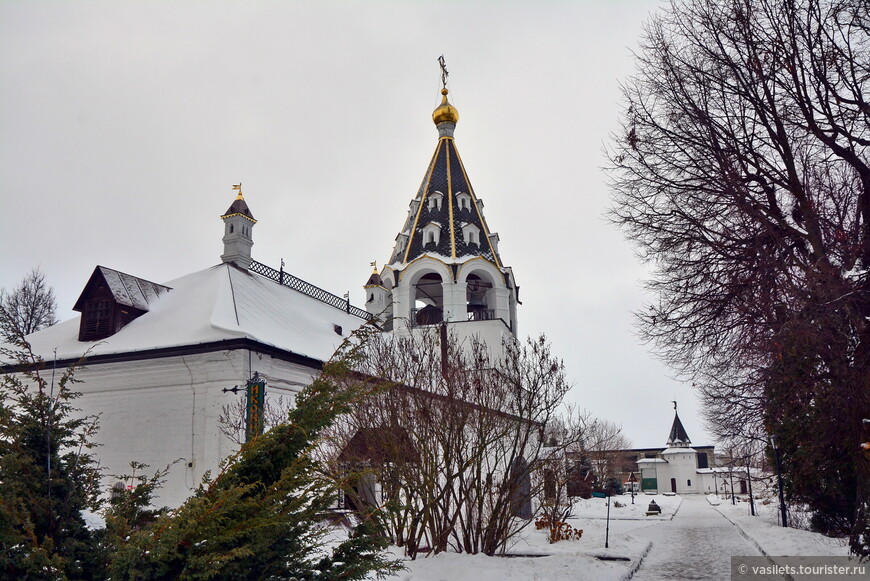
19;263;365;364
661;447;698;455
636;458;668;464
72;265;170;312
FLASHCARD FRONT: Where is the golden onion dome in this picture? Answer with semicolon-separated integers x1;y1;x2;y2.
432;88;459;125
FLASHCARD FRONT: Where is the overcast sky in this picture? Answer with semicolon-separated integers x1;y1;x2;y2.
0;0;714;448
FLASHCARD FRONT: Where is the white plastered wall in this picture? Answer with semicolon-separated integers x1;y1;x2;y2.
52;349;318;507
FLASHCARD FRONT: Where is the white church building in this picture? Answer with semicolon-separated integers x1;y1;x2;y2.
8;83;522;508
636;409;734;495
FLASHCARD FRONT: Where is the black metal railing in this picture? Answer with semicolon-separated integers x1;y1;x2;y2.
467;309;496;322
408;307;500;327
249;259;369;320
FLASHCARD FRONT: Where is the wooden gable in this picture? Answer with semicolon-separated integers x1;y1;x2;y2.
73;266;171;342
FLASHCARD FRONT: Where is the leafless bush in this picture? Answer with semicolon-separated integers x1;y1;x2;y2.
320;328;576;557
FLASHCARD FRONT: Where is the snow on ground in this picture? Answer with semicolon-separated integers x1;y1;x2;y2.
631;496;761;580
381;493;678;581
712;494;849;557
378;493;854;581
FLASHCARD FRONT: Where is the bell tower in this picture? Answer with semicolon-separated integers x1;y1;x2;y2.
366;64;519;353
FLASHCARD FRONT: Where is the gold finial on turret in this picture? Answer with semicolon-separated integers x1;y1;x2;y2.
232;183;244;200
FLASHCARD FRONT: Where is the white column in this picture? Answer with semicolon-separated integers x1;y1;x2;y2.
391;284;412;333
442;280;467;322
490;287;511;323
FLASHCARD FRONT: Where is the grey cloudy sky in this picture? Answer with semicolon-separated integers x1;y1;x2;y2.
0;0;710;448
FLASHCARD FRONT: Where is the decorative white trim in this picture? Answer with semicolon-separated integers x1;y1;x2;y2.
422;221;442;246
428;191;444;211
456;191;472;211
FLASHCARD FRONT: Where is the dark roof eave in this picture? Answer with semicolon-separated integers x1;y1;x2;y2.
0;338;324;374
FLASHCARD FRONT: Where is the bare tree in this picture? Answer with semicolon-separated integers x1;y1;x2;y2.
0;268;58;344
608;0;870;552
320;328;576;558
571;410;631;484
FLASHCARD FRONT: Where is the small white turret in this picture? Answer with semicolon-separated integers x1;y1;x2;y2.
220;184;256;269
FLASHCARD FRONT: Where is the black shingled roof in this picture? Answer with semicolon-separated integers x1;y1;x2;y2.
222;196;255;220
391;136;501;267
667;412;692;445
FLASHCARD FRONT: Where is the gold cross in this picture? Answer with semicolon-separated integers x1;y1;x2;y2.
438;55;448;90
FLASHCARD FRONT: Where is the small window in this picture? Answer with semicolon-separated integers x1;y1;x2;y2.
428;192;443;211
461;222;480;246
456;192;472;211
422;222;441;246
229;223;234;233
687;479;692;487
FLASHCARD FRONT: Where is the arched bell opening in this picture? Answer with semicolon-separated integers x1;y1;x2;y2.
465;272;494;321
412;272;444;326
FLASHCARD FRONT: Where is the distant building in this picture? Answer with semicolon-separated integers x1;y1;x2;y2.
633;410;719;494
570;409;720;496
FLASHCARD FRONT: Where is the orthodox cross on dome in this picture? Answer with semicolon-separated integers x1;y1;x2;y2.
438;55;448;90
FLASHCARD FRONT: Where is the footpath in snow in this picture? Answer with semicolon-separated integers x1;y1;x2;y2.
631;495;762;580
381;493;854;581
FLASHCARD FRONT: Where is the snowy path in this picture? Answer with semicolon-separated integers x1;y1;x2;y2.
631;496;762;580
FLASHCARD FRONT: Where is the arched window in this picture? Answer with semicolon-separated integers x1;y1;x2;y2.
422;222;442;247
428;192;443;211
461;222;481;246
466;272;494;321
412;272;444;326
456;192;472;211
229;223;234;233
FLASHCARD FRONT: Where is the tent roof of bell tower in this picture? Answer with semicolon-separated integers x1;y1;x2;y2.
388;88;504;270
